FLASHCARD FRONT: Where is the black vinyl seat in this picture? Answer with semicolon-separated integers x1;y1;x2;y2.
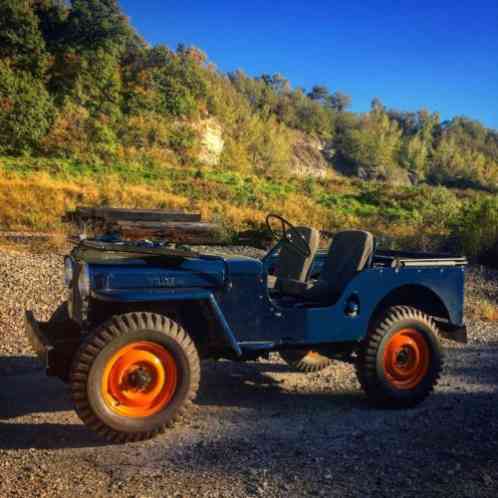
282;230;375;304
273;226;320;294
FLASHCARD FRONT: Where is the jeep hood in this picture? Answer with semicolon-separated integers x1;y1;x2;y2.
79;255;262;295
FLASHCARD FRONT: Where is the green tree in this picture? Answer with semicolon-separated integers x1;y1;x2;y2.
259;73;291;95
452;196;498;260
342;108;402;178
327;91;351;112
125;47;208;117
400;134;429;179
308;85;330;103
0;0;49;76
0;61;54;153
371;97;384;112
64;0;135;51
399;111;438;180
50;48;122;119
33;0;68;52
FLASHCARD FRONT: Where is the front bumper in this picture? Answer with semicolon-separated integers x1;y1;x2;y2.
24;310;81;379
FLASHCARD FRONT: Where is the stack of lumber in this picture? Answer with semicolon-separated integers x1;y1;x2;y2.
63;207;224;244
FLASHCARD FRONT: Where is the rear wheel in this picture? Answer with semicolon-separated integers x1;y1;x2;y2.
280;349;333;373
355;306;443;408
70;312;200;443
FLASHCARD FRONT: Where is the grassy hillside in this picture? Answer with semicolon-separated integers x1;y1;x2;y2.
2;155;497;260
0;1;498;261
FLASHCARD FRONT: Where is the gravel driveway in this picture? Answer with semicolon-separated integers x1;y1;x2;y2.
0;248;497;498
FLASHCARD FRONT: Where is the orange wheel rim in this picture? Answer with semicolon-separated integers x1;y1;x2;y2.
101;341;178;418
383;329;430;390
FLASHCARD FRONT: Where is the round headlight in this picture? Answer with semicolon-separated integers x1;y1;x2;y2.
64;256;74;287
78;263;91;299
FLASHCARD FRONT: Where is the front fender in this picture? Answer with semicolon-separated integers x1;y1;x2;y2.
92;288;242;357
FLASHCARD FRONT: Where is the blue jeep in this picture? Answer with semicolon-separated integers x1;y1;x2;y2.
25;214;467;443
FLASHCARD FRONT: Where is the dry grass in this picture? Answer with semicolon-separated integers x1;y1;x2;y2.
0;168;450;253
2;168;497;323
471;301;498;322
464;266;498;322
0;170;337;234
0;172;192;231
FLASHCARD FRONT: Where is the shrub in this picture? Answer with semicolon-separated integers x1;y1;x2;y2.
0;61;54;154
41;103;90;158
168;124;199;164
451;196;498;261
340;109;402;180
0;0;49;77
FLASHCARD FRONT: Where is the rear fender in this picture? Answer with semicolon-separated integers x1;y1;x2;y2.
368;283;464;342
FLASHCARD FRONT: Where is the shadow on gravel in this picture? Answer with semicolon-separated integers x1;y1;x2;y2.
0;356;365;450
0;422;109;450
0;356;111;450
0;356;70;419
91;390;498;498
196;359;367;411
0;355;42;377
3;348;496;455
445;343;498;387
146;391;498;498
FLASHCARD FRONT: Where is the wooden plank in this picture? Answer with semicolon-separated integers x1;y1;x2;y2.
116;221;224;244
79;239;201;258
65;207;201;224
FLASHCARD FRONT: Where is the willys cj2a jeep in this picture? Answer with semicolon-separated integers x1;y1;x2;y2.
25;212;467;443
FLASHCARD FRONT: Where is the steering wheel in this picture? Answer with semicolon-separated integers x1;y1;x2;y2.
265;214;311;258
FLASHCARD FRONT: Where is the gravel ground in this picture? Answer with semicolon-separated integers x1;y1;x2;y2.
0;247;497;498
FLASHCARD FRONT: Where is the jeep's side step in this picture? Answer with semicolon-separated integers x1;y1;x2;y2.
239;341;276;352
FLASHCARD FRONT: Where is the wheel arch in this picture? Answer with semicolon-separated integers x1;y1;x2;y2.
89;296;240;359
368;284;451;332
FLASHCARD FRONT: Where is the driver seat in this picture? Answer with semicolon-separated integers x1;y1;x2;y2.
283;230;374;304
274;226;320;295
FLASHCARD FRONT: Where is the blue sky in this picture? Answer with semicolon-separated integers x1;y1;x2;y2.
120;1;498;129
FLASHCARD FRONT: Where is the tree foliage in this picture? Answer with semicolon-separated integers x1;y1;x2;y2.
341;108;402;180
0;0;496;190
0;0;49;76
64;0;136;51
0;61;54;153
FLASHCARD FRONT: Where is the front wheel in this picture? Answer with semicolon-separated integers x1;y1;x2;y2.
70;313;200;443
355;306;443;408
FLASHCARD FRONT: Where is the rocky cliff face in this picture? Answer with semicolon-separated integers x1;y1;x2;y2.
196;118;225;166
288;130;334;178
197;120;334;178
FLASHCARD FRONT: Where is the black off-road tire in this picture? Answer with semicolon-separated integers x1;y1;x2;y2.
280;349;333;373
70;312;200;443
355;306;443;408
